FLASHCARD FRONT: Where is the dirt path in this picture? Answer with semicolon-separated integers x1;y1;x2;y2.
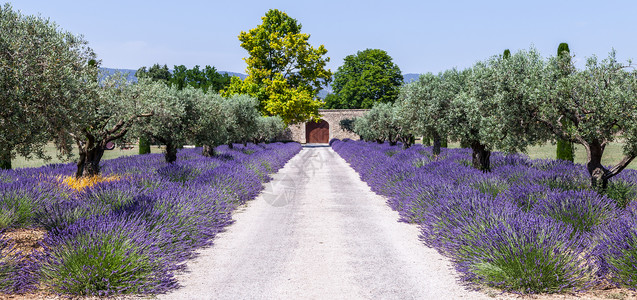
159;145;489;299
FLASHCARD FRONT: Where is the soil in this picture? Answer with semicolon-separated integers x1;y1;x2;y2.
472;280;637;299
3;228;47;255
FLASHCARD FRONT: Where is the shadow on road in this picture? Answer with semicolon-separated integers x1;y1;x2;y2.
302;144;330;148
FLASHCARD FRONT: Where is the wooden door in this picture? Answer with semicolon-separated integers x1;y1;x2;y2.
306;120;329;143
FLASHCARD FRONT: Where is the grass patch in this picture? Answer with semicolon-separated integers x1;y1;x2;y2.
433;141;637;170
12;143;163;169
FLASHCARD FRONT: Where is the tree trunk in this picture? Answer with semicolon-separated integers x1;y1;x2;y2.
471;142;491;172
432;131;441;156
376;139;384;144
228;143;234;149
400;134;414;149
202;144;215;157
0;149;11;170
585;141;608;190
164;141;178;163
76;146;105;178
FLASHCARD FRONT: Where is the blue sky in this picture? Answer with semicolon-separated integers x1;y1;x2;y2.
11;0;637;74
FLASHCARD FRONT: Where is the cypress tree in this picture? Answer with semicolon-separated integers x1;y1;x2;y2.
139;136;151;155
555;42;574;162
503;49;511;59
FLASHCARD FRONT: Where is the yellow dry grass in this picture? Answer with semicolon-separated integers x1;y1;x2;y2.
58;174;120;191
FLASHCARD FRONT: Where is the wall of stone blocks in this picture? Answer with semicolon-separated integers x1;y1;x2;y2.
277;109;369;143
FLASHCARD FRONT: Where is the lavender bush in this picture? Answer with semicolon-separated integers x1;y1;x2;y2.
593;202;637;289
331;139;637;293
0;142;301;296
38;214;176;295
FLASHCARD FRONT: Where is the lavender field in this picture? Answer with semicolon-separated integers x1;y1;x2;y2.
0;142;301;296
331;139;637;294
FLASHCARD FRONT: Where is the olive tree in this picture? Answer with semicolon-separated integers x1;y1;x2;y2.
447;49;547;171
59;75;158;178
253;116;286;144
0;4;97;169
136;85;199;163
221;95;260;147
353;102;413;147
191;92;227;157
536;50;637;189
398;71;459;155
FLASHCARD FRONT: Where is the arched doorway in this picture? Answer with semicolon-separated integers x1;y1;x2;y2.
305;120;329;143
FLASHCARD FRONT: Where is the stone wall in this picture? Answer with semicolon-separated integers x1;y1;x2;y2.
278;109;369;143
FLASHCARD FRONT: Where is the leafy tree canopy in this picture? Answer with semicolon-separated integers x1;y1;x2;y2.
536;50;637;188
224;9;330;125
324;48;403;109
238;9;331;94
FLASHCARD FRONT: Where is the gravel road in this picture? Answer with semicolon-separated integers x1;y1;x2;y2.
159;145;490;300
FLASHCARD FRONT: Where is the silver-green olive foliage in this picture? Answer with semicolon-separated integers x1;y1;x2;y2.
63;74;159;177
253;116;285;144
536;50;637;188
221;94;260;145
443;49;548;170
190;91;227;155
353;102;412;146
0;4;97;163
397;69;464;154
136;83;197;163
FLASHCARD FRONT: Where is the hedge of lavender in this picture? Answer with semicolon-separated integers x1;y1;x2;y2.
331;139;637;294
0;142;301;295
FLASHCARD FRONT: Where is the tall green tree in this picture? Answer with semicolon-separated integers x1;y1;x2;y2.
503;49;511;59
324;49;404;109
555;42;575;162
223;9;331;124
0;4;97;169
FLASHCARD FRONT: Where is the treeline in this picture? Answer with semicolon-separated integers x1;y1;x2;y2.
135;64;232;93
353;47;637;190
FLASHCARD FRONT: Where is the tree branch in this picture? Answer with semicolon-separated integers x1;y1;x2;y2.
606;154;636;179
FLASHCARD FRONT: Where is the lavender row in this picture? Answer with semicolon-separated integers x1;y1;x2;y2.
0;142;301;295
331;139;637;294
